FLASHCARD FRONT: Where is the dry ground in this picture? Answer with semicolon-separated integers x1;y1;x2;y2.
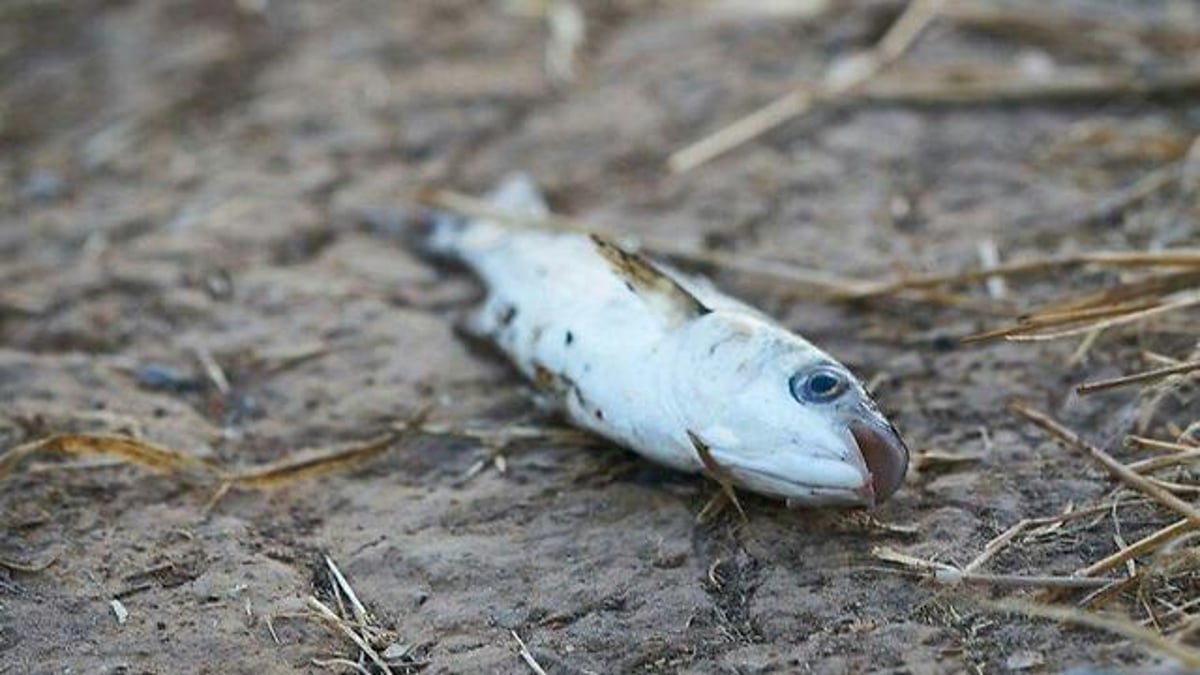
1;1;1198;673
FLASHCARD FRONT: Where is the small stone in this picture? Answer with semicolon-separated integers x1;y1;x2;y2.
1005;651;1044;671
110;599;129;625
653;545;688;569
20;168;67;203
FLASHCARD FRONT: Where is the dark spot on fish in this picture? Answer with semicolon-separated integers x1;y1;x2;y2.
624;281;635;293
533;360;579;399
498;305;518;326
565;331;574;346
594;409;604;420
931;334;957;352
533;362;557;391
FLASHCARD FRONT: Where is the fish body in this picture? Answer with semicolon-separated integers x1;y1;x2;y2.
426;175;908;507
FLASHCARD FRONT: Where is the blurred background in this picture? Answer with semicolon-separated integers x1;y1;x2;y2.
2;1;1199;673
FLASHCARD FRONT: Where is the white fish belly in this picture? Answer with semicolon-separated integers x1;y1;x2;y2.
457;230;701;472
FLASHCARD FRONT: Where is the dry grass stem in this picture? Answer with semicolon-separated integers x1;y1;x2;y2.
0;434;225;483
856;250;1200;304
0;554;58;573
1076;518;1194;578
1128;449;1200;474
1007;291;1200;342
1077;359;1200;394
190;345;231;395
544;0;585;87
1011;403;1200;529
232;433;400;488
860;61;1200;105
1127;436;1199;453
306;596;394;675
667;0;943;172
326;556;370;627
937;570;1112;589
977;238;1007;299
311;657;372;675
511;630;549;675
963;519;1029;573
875;547;1111;589
963;301;1160;344
872;545;956;572
939;2;1200;56
980;599;1200;668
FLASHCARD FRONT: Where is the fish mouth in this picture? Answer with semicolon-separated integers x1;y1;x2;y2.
718;458;876;507
848;418;910;506
689;417;910;508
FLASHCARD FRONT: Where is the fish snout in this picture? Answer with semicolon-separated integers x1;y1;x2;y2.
848;418;909;505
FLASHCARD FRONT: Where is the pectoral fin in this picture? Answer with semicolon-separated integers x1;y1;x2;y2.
688;430;748;523
591;235;710;326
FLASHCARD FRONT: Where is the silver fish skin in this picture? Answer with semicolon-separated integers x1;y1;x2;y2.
426;174;909;507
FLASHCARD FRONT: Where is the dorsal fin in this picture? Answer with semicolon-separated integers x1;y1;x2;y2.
590;234;710;325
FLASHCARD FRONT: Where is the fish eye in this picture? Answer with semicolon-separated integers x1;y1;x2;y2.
789;366;848;404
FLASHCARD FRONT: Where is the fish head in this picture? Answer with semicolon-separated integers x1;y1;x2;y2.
668;312;909;507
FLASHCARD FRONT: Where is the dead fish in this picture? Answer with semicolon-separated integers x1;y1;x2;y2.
423;175;909;507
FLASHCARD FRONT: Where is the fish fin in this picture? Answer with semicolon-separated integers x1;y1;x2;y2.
591;235;711;325
687;431;748;524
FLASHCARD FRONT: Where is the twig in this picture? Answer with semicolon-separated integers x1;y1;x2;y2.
1128;449;1200;474
311;658;373;675
859;61;1200;105
326;556;370;627
1011;403;1200;529
306;596;393;675
979;598;1200;669
1127;436;1198;453
939;2;1200;56
511;630;549;675
1077;574;1141;609
1007;291;1200;341
667;0;944;172
1071;160;1184;228
872;545;956;572
232;433;400;488
853;250;1200;301
977;238;1006;299
1077;359;1200;395
876;547;1111;588
1078;518;1195;579
0;552;58;573
1143;595;1200;627
963;519;1029;573
935;569;1111;589
964;301;1161;344
191;345;231;395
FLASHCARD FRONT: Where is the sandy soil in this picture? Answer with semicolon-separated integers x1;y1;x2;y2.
2;1;1198;673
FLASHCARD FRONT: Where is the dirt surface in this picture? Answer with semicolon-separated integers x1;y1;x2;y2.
2;1;1198;673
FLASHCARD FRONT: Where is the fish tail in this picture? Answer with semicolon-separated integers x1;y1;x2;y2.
418;172;548;261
